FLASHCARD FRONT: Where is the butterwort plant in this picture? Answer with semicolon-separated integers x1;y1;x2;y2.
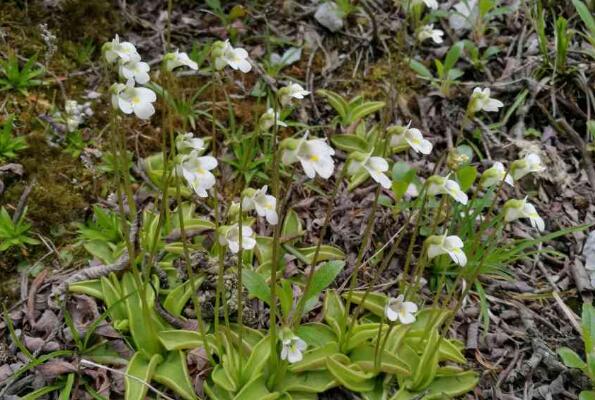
60;31;557;400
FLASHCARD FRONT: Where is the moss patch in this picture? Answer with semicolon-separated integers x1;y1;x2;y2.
4;131;90;233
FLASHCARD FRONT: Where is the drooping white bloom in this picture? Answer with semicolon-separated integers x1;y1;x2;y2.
242;185;278;225
281;133;335;179
118;60;150;85
176;132;205;153
427;175;468;205
468;87;504;114
212;40;252;73
218;224;256;254
389;123;433;155
177;151;218;198
259;108;287;131
510;153;545;180
385;295;418;324
278;83;310;106
503;198;545;232
449;0;479;31
102;34;141;64
348;152;391;189
426;233;467;267
110;84;157;120
163;50;198;72
280;335;307;364
480;161;514;188
417;24;444;44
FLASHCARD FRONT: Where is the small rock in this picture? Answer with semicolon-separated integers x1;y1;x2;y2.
314;2;344;33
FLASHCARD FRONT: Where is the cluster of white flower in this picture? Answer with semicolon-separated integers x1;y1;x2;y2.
171;42;253;207
175;132;218;198
97;32;549;365
54;99;93;132
103;35;157;120
382;152;546;326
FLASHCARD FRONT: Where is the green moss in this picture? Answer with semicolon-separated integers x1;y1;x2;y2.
4;132;90;234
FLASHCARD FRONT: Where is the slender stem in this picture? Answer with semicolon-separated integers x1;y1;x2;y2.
236;194;244;376
454;185;478;236
109;113;133;263
374;322;394;369
212;73;226;337
109;92;160;355
398;183;430;293
291;162;348;327
117;128;137;227
343;185;382;318
406;195;448;300
431;170;510;339
145;72;174;276
268;101;282;378
170;130;215;366
345;223;408;337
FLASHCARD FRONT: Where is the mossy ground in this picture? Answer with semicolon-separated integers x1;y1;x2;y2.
0;0;123;299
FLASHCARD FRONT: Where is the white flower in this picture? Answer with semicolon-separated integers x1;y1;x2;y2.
280;335;307;364
177;151;218;198
118;60;150;85
385;295;418;324
218;224;256;254
427;175;468;205
389;123;433;155
64;100;80;116
65;115;82;132
281;133;335;179
417;24;444;44
259;108;287;131
405;183;419;198
163;50;198;72
111;83;156;120
176;132;205;153
242;185;278;225
279;83;310;106
503;197;545;232
412;0;439;9
468;87;504;114
347;152;391;189
212;40;252;73
449;0;478;31
426;233;467;267
423;0;439;8
62;100;89;132
480;161;514;188
510;153;545;180
102;34;141;64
